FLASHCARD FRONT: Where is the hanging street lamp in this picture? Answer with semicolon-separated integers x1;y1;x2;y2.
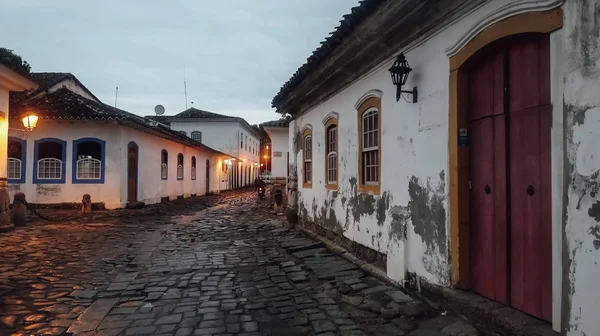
389;53;418;103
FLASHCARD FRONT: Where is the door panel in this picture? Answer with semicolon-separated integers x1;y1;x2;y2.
468;49;504;121
469;116;507;303
508;34;552;321
468;42;507;303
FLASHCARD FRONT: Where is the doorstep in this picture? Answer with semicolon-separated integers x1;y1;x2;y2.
421;285;558;336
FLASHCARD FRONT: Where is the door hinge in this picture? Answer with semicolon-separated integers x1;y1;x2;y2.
469;180;472;190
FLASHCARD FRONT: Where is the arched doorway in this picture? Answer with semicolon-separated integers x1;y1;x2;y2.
447;9;562;323
466;33;551;320
127;142;138;202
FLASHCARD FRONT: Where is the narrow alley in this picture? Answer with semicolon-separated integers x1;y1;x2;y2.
0;190;479;336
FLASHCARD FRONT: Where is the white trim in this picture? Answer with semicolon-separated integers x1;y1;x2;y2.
302;124;313;133
549;29;563;333
322;112;340;125
354;89;383;110
445;0;564;57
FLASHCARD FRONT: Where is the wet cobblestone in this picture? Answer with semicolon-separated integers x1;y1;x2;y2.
0;190;480;335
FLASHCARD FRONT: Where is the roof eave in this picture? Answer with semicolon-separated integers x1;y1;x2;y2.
273;0;489;117
0;64;38;91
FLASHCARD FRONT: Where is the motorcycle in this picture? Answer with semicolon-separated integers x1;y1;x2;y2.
257;187;265;199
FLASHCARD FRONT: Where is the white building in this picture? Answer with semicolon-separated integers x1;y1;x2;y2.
261;118;290;182
8;74;232;209
147;108;263;190
272;0;599;334
0;62;37;231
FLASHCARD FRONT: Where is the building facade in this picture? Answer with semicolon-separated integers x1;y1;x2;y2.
261;118;290;183
272;0;599;334
147;109;262;190
9;79;231;209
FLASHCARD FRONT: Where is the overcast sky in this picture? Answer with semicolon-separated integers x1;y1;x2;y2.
0;0;358;125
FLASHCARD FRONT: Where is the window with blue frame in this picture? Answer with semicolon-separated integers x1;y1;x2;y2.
72;138;106;184
161;149;168;180
33;138;66;184
177;153;184;180
8;137;26;183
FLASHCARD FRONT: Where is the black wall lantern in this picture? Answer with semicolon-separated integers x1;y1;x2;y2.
389;53;418;103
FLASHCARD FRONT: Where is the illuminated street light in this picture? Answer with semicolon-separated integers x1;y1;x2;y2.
21;113;39;132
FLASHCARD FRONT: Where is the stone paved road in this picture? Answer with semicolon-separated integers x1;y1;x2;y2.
0;190;479;336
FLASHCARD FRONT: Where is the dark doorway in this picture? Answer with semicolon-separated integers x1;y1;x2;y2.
127;142;138;202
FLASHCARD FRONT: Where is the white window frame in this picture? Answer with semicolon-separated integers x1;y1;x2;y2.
304;135;312;183
76;158;102;180
161;163;168;180
191;131;202;142
327;126;337;184
37;158;63;180
362;108;379;185
177;164;183;180
7;158;21;180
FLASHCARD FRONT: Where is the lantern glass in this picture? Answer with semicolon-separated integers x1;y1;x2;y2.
22;114;39;132
389;53;412;86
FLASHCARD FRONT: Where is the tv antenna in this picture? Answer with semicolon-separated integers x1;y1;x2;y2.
154;104;165;116
184;65;188;110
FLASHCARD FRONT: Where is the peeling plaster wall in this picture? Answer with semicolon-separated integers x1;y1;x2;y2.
289;16;456;286
562;0;600;334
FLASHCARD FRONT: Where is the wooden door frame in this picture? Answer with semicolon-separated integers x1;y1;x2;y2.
448;8;562;288
127;141;139;202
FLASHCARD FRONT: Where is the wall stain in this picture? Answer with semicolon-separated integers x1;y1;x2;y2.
589;200;600;222
389;205;410;241
376;192;391;226
588;225;600;250
36;184;61;196
570;0;600;78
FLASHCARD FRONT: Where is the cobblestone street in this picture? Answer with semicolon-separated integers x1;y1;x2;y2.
0;190;479;336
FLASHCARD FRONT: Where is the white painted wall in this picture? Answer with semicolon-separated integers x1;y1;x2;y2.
8;120;224;209
8;121;122;208
289;5;580;334
118;126;224;207
50;79;99;102
561;1;600;335
264;126;289;179
170;119;261;188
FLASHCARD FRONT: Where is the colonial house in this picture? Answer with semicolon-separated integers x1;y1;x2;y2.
8;74;232;209
272;0;598;334
146;108;263;190
0;61;37;232
261;117;290;184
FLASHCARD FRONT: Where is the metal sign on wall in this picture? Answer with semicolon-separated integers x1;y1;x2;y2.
273;152;283;157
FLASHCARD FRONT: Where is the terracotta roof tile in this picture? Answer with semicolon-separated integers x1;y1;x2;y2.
271;0;385;109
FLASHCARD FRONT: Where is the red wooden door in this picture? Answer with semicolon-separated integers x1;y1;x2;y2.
508;34;552;321
468;33;551;321
469;48;508;304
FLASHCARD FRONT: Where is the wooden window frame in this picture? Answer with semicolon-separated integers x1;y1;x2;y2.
302;127;313;188
357;96;381;195
324;117;338;190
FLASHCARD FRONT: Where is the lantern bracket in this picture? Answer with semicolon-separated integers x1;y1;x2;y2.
398;86;418;103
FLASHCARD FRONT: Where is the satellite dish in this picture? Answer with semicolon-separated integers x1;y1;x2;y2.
154;104;165;115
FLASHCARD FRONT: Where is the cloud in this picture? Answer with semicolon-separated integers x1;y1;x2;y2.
0;0;359;124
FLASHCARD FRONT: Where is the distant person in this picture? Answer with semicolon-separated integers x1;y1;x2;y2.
256;178;266;190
